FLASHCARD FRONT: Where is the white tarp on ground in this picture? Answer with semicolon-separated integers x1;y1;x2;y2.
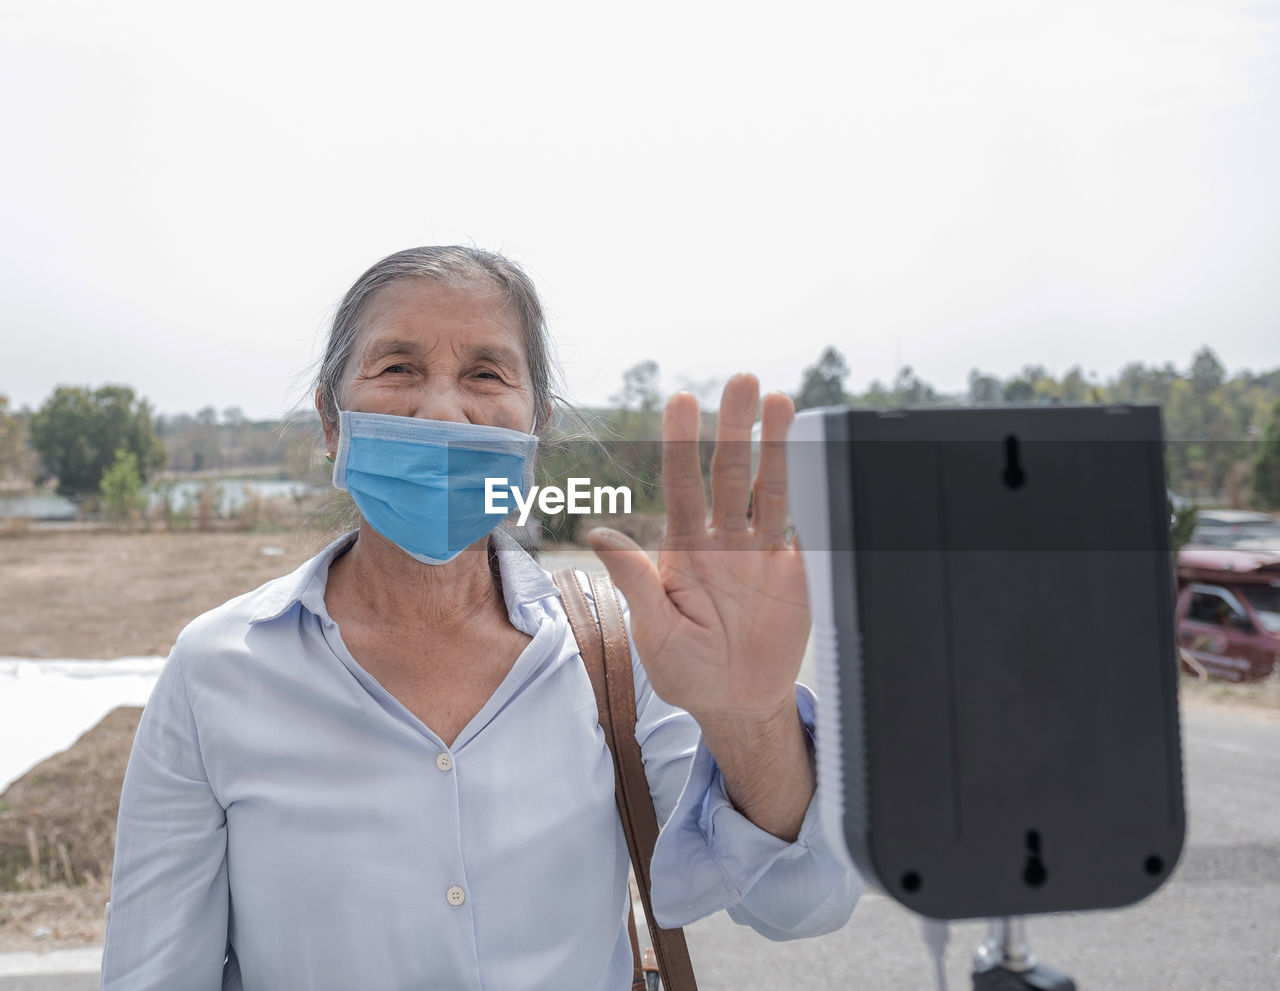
0;946;103;976
0;657;165;792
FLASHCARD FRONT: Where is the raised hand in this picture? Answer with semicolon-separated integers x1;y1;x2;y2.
588;373;814;840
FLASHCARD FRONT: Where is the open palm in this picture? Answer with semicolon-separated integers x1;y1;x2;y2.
589;374;810;729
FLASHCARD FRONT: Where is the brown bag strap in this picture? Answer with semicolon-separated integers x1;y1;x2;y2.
626;910;645;991
553;568;698;991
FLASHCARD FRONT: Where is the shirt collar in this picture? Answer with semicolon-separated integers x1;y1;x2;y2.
490;527;562;626
246;527;562;631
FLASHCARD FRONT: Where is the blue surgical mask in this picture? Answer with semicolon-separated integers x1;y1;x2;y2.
332;410;539;565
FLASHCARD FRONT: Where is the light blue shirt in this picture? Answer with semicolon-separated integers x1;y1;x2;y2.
101;530;860;990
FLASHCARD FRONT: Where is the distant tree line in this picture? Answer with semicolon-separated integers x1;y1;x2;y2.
3;343;1280;517
0;387;325;513
794;344;1280;507
154;406;321;475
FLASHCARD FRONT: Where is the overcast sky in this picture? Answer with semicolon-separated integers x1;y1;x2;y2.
2;0;1278;420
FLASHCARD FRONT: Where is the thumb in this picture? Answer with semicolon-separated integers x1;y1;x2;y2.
586;527;670;623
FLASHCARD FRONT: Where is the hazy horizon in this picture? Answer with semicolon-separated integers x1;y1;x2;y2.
4;1;1277;420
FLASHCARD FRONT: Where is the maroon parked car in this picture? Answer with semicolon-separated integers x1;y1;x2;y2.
1176;547;1280;681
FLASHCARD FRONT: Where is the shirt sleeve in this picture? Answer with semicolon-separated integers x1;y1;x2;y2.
618;595;864;937
101;644;231;991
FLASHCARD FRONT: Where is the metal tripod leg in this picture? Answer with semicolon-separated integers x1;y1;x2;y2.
971;918;1076;991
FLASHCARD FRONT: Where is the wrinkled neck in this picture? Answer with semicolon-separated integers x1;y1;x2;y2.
328;522;506;632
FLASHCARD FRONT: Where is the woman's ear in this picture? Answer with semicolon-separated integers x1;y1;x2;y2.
316;389;339;455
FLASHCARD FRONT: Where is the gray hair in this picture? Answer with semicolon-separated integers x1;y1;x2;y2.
315;246;561;433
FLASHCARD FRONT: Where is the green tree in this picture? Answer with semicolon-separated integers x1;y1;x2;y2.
1189;347;1226;395
1251;398;1280;510
610;361;663;439
888;366;938;405
1003;378;1034;403
967;369;1002;405
1060;366;1091;402
857;380;892;408
1164;358;1240;495
1110;361;1178;405
1003;365;1051;403
1168;496;1198;551
0;394;33;482
29;385;166;502
99;448;147;525
795;347;850;410
611;360;662;416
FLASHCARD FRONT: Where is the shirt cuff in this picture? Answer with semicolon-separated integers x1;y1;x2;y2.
648;685;821;927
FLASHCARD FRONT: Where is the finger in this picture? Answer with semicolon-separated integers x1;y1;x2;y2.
587;527;676;631
753;391;795;548
661;392;706;542
710;373;759;535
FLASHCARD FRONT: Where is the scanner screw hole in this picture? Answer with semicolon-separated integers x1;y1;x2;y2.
1144;855;1164;876
1022;828;1047;887
901;871;922;893
1002;434;1027;489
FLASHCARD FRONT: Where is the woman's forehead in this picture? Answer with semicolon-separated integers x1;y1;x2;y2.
354;278;527;363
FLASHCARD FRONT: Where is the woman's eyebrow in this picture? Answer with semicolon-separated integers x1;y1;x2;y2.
360;339;424;365
358;338;522;370
469;344;523;369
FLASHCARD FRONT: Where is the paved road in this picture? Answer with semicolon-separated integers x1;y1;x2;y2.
683;703;1280;990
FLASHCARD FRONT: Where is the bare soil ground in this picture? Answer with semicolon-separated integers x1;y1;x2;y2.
1178;669;1280;720
0;527;337;659
0;527;1275;953
0;710;140;951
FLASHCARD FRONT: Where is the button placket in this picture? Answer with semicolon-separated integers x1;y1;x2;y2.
435;749;466;913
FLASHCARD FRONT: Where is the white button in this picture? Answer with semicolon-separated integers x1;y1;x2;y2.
436;752;453;772
446;885;466;907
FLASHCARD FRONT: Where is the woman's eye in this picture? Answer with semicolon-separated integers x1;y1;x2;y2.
381;363;410;375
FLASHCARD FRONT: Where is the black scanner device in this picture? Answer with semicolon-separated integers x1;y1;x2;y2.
785;404;1185;920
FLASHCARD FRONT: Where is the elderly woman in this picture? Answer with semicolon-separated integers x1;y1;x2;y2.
101;247;860;990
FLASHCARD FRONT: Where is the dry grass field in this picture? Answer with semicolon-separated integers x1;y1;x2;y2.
0;527;338;660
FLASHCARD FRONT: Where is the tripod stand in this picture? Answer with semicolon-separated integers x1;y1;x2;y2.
970;918;1075;991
